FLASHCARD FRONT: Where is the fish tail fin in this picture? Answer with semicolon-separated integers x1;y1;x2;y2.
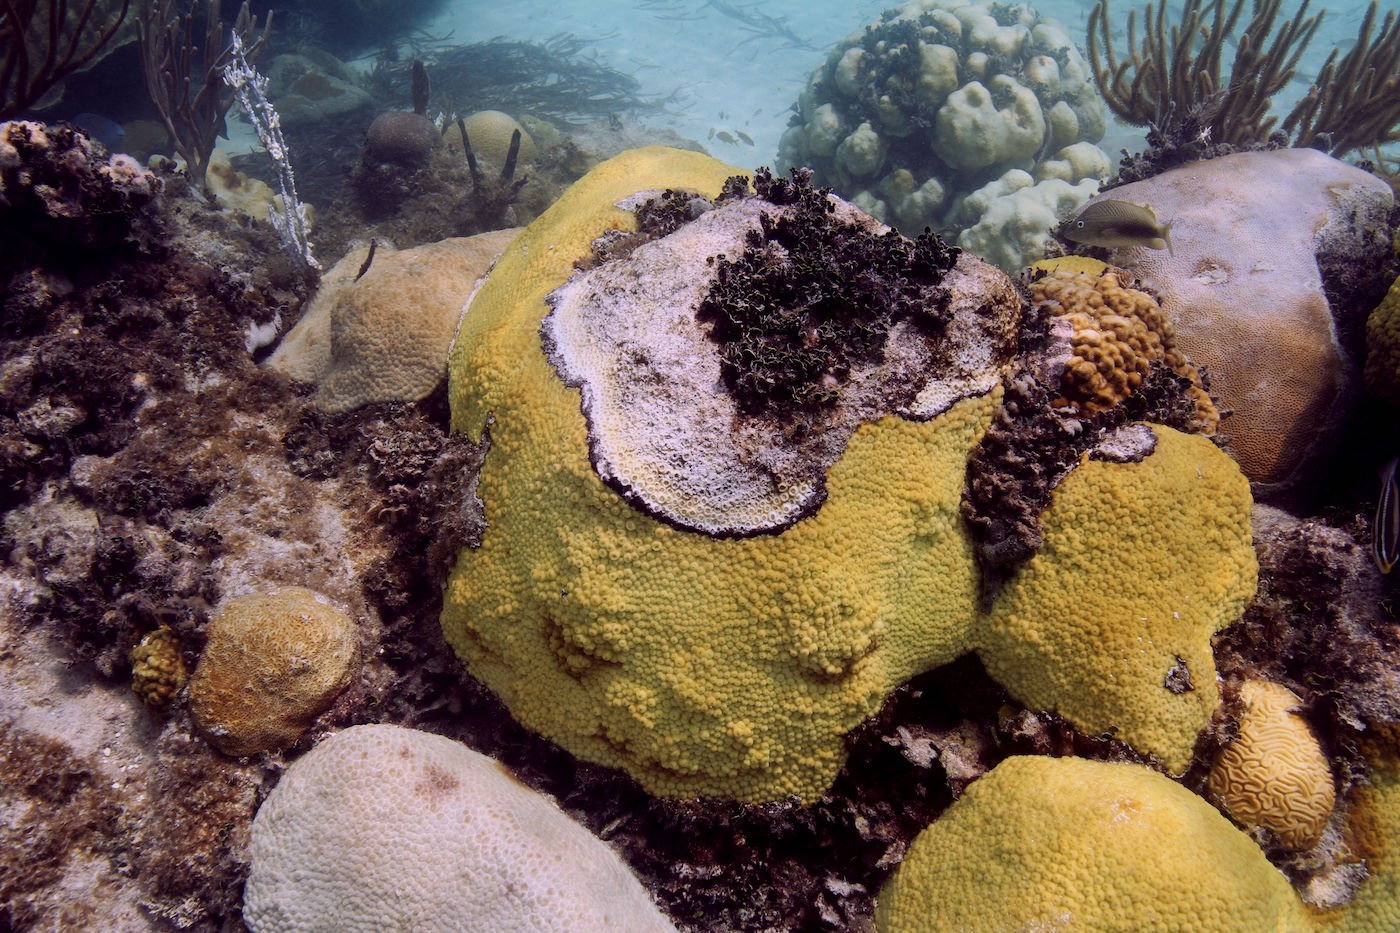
1163;220;1174;256
1376;456;1399;574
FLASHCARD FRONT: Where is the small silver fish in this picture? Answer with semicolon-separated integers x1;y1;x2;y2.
716;131;738;145
1375;456;1398;574
1061;199;1174;254
735;130;755;146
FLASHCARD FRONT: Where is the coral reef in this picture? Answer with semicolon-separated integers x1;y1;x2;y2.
776;0;1112;267
188;587;358;757
1208;679;1335;852
1;97;1397;931
1067;148;1396;492
243;724;677;932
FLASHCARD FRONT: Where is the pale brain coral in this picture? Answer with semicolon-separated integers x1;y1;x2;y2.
1208;680;1335;852
189;587;358;757
441;146;1260;801
243;724;676;933
874;756;1310;933
266;229;519;412
776;0;1110;261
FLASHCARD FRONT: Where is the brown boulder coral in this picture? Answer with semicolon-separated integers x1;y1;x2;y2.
1078;148;1395;491
189;587;358;757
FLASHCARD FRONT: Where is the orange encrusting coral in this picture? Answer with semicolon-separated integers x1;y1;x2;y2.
1029;266;1218;432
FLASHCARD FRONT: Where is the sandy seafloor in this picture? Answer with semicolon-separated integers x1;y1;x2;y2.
421;0;1394;172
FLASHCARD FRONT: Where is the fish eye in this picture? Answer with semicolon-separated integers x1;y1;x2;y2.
1075;220;1085;228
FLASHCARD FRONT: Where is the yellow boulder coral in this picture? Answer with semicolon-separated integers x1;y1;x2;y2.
875;756;1310;933
442;147;1258;801
1317;728;1400;933
1364;274;1400;406
190;587;358;757
980;426;1256;773
1209;680;1335;851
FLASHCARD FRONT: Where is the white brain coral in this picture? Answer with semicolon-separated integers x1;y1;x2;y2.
243;724;677;933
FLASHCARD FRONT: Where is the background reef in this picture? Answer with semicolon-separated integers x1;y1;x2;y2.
1;0;1400;929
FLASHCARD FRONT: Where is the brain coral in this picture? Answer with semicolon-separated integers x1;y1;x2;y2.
243;724;675;933
1029;262;1217;430
266;229;519;412
1364;273;1400;406
875;756;1310;933
442;146;1258;801
1208;680;1335;851
189;587;357;756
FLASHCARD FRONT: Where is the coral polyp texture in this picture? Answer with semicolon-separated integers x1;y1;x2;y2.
1077;148;1395;491
1365;273;1400;406
129;627;187;709
243;724;676;933
267;229;519;412
776;0;1111;269
1208;680;1335;852
874;756;1309;933
980;424;1255;773
188;587;358;757
1028;264;1217;431
441;146;1259;800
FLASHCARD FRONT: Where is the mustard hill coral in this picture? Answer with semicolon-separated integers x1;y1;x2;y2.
130;626;187;709
442;146;1259;800
875;756;1310;933
243;724;676;933
1029;263;1218;431
189;587;357;757
1208;680;1335;851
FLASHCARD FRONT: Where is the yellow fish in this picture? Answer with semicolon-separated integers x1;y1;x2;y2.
1061;199;1174;254
1375;456;1398;574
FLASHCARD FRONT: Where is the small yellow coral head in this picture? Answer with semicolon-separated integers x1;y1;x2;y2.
1208;679;1335;851
130;626;187;709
